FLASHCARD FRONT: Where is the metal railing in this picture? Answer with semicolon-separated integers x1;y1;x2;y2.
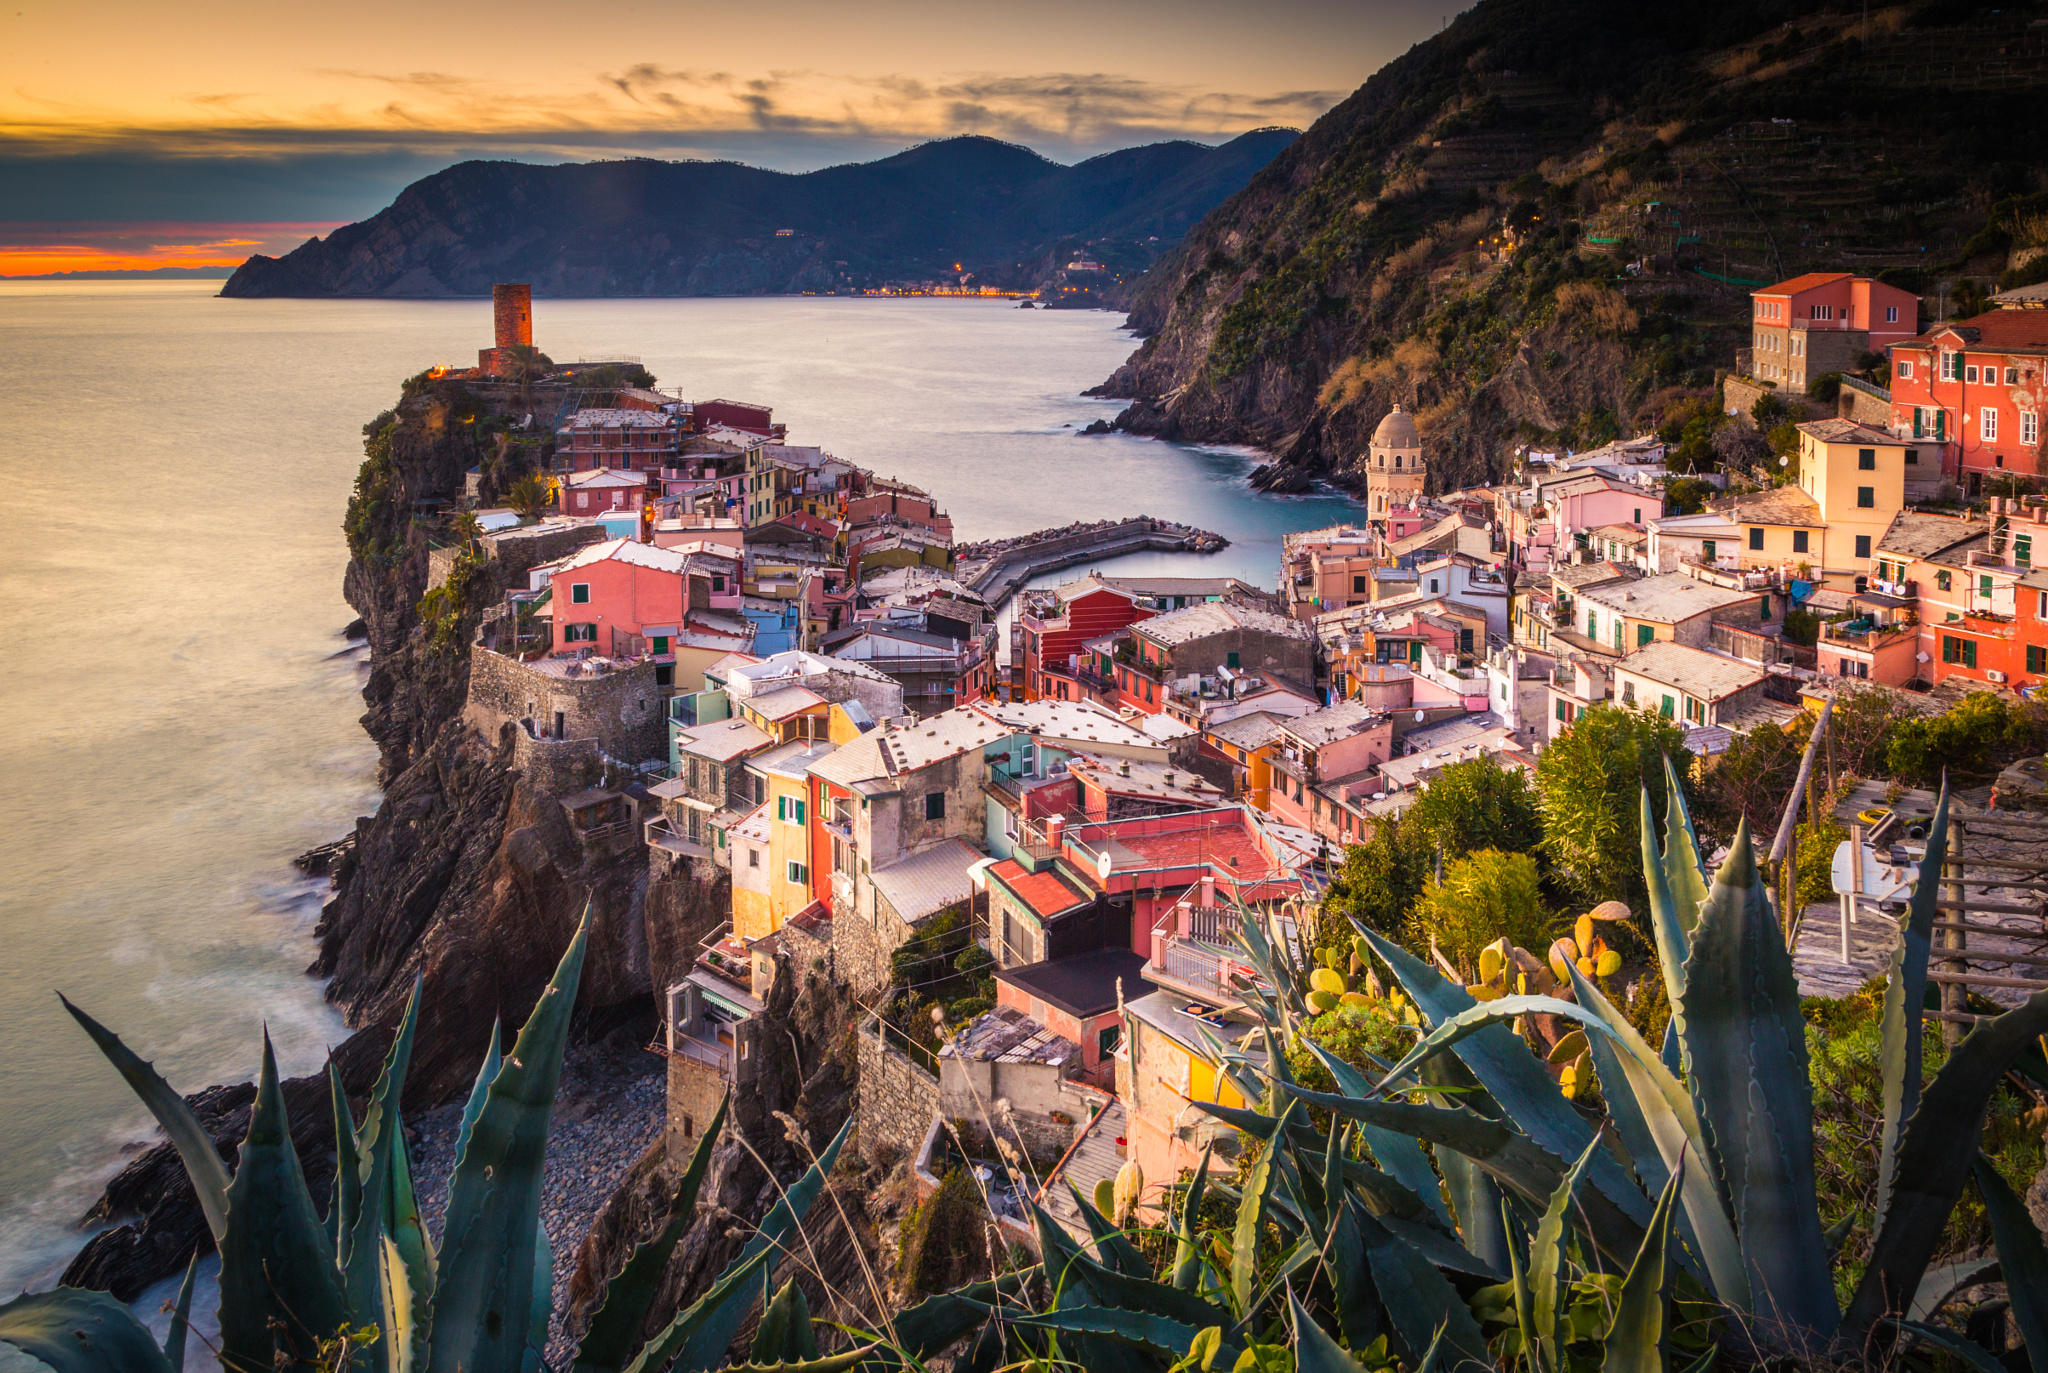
654;1033;733;1076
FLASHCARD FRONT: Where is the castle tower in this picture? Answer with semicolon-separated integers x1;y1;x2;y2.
1364;404;1425;517
493;283;533;350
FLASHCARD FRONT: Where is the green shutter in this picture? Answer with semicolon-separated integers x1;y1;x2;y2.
1660;694;1675;718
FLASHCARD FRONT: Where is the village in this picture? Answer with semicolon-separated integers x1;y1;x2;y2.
433;274;2048;1249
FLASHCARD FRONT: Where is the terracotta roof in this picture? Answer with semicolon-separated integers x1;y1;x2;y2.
1905;310;2048;353
988;859;1091;920
1757;272;1851;296
1715;485;1824;530
1797;418;1902;446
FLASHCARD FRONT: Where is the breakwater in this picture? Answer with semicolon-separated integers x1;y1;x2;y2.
958;516;1228;607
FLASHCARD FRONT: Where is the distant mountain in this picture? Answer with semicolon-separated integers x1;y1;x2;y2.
219;131;1298;300
10;265;234;281
1095;0;2048;492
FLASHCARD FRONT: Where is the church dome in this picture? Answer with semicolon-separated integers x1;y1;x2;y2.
1371;404;1420;450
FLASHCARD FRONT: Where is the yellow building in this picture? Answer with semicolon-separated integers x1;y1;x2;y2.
732;737;836;941
1718;419;1907;586
1204;713;1284;810
1119;993;1253;1185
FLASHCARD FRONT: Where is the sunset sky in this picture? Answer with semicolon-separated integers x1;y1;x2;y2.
0;0;1454;276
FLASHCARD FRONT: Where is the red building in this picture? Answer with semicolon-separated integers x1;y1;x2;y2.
1016;577;1154;701
1888;311;2048;492
559;467;647;515
1746;272;1919;392
695;399;775;436
555;409;682;474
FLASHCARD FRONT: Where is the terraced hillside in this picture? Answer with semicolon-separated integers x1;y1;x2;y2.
1098;0;2048;493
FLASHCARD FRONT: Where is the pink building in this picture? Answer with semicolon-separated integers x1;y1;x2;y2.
548;538;735;657
1545;472;1659;552
559;467;647;515
1263;701;1393;839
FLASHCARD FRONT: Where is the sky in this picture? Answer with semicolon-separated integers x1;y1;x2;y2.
0;0;1456;276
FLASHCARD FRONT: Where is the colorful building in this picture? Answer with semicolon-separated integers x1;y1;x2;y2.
1887;310;2048;491
1747;272;1919;392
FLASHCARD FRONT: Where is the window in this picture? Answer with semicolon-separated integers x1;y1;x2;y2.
1858;448;1876;471
651;635;669;654
1556;698;1569;722
564;623;596;643
1982;408;1999;442
1613;621;1623;651
924;791;946;821
1636;624;1654;648
1981;575;1994;599
1226;651;1240;669
1793;530;1809;554
1702;539;1716;562
1621;679;1636;705
1967;365;1980;384
1659;693;1675;718
785;860;808;886
1857;486;1875;509
2018;536;2032;568
2025;412;2040;445
2031;645;2048;675
1937;570;1953;591
774;796;804;826
747;849;760;868
1352;575;1366;594
1759;596;1773;622
1749;528;1764;551
1097;1024;1121;1059
1897;360;1913;379
1887;305;1899;323
1942;353;1960;381
2039;591;2048;621
1855;535;1871;559
570;583;591;604
1941;635;1977;668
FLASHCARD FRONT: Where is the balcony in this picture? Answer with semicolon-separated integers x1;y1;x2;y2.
652;1032;733;1077
645;816;710;859
1820;617;1916;648
1147;932;1258;1005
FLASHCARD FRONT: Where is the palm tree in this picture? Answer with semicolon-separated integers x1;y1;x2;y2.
452;510;483;550
507;471;554;520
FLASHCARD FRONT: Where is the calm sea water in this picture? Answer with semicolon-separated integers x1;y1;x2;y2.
0;283;1358;1295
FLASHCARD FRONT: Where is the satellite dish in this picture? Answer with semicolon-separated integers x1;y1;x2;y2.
1414;709;1426;723
1096;848;1113;883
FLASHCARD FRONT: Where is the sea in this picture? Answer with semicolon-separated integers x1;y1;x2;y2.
0;282;1360;1297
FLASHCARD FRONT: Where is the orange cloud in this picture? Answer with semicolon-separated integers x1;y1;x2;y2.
0;221;341;276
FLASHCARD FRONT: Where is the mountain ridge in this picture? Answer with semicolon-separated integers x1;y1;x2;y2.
1094;0;2048;492
219;130;1298;300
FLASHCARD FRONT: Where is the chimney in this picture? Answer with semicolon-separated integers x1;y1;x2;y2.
1199;873;1216;908
1044;815;1064;849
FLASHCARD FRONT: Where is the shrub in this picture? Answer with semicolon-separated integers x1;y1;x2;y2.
1536;704;1690;910
898;1167;990;1293
1403;849;1553;970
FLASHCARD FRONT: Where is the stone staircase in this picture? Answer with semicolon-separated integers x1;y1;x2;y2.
1039;1096;1128;1239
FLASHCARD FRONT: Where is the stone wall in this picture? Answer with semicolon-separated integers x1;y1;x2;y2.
1837;379;1893;430
427;545;459;592
665;1056;728;1170
467;648;666;767
855;1015;941;1166
480;522;605;580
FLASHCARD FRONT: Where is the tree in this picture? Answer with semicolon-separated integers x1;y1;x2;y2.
1663;475;1716;516
1403;848;1553;970
1535;703;1689;911
1698;716;1803;839
1713;420;1770;470
451;510;483;551
1752;391;1789;427
1886;691;2048;787
506;470;555;520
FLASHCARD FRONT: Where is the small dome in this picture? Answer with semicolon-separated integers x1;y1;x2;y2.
1371;404;1420;450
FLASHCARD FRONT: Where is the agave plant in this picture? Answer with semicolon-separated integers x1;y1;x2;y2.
0;912;869;1373
1201;762;2048;1366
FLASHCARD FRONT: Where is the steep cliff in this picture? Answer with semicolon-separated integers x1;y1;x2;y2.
1097;0;2048;492
221;132;1297;302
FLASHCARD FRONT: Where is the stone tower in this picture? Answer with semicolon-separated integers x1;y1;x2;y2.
1364;404;1425;517
493;283;533;350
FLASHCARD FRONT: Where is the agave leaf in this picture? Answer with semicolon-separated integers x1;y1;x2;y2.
522;1218;552;1373
1971;1155;2048;1367
575;1091;730;1373
384;1112;435;1361
1563;963;1748;1310
1289;1289;1364;1373
1349;1197;1492;1370
381;1234;423;1373
58;995;232;1244
719;1350;880;1373
1027;1199;1237;1336
217;1033;350;1372
327;1059;359;1256
752;1278;820;1365
995;1304;1226;1360
344;979;422;1339
1171;1141;1215;1292
1231;1099;1294;1314
1847;988;2048;1333
851;1269;1037;1368
1065;1180;1150;1277
618;1244;773;1373
1357;928;1653;1234
1300;1036;1452;1228
0;1287;176;1373
1532;1136;1603;1368
671;1115;853;1373
163;1252;198;1372
1886;1317;2010;1372
1660;756;1709;938
1874;782;1949;1235
429;913;589;1373
453;1017;504;1171
1678;821;1835;1346
1240;1236;1324;1329
1908;1253;2001;1322
1602;1162;1683;1373
1640;789;1691;1020
1321;1174;1382;1349
1193;1098;1464;1238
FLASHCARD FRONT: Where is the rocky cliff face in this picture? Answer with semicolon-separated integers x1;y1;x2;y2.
1097;0;2048;493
